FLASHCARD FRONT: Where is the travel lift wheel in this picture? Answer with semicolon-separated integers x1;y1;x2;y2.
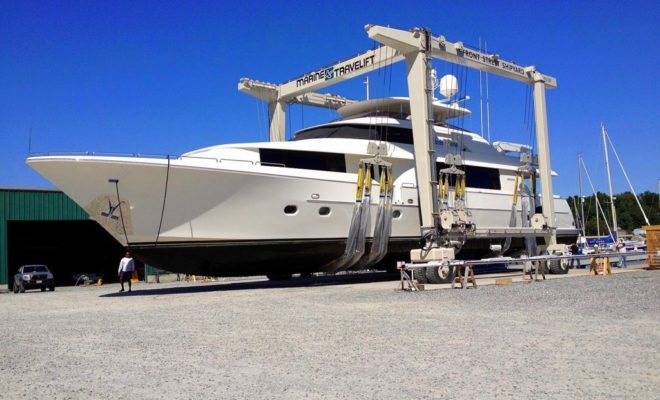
425;264;456;284
545;249;570;274
414;267;429;285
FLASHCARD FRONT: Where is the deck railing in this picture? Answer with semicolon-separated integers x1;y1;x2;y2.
27;151;285;167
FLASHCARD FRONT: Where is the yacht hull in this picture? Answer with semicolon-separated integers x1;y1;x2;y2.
27;154;578;276
131;235;578;276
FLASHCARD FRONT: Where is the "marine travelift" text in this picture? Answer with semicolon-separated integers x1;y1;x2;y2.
296;55;376;87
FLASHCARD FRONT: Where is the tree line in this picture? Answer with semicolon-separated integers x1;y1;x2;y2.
566;191;660;236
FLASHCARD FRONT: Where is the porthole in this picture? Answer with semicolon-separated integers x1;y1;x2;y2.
284;205;298;215
392;209;402;219
319;206;331;216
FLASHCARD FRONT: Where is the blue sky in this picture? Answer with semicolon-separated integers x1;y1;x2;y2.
1;0;659;197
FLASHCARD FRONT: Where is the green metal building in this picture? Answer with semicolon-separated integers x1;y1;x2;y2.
1;187;126;288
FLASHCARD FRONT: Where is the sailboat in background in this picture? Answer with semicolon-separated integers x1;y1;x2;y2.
574;124;649;253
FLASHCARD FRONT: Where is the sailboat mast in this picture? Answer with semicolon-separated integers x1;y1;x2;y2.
604;130;651;226
596;198;601;237
602;123;618;240
578;153;586;237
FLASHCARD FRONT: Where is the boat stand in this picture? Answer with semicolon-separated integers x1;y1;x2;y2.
451;265;477;289
524;260;546;282
397;262;421;291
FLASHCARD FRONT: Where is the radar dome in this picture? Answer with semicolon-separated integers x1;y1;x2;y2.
439;74;458;99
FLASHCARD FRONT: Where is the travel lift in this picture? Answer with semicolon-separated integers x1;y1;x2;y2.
240;24;572;287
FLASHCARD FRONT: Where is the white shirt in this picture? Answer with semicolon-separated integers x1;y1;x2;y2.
118;257;135;273
616;242;627;253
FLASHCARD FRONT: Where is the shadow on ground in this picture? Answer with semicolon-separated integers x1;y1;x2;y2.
99;272;399;298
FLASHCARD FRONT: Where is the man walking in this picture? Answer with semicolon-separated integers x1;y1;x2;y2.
616;239;627;268
118;251;135;292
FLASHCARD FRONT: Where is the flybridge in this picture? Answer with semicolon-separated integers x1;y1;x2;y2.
295;54;376;87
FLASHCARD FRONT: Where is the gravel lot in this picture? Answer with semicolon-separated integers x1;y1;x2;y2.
1;270;658;399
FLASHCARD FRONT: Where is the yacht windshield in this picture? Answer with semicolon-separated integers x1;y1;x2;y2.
293;122;468;144
293;124;414;144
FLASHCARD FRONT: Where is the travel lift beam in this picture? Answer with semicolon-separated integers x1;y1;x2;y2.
240;24;560;265
366;25;557;250
238;46;405;141
238;79;359;141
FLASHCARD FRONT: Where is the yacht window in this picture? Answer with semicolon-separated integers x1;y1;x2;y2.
284;205;298;215
318;207;331;216
436;162;501;190
293;124;414;144
260;149;346;173
294;123;473;146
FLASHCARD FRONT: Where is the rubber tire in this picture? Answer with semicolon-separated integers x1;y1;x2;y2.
41;287;46;292
425;264;456;284
19;283;25;293
50;286;55;291
266;273;292;281
548;251;569;274
13;283;18;293
414;267;428;284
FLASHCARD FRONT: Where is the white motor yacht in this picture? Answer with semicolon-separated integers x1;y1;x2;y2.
27;97;578;279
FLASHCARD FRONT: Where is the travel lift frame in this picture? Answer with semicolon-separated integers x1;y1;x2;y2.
240;25;568;284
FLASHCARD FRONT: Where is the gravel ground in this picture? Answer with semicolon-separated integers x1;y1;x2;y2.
1;270;658;399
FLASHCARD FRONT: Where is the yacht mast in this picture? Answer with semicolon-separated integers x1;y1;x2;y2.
602;123;618;240
582;158;613;239
596;199;601;236
577;153;586;237
603;129;651;226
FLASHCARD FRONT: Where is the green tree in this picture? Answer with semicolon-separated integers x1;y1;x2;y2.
567;191;659;236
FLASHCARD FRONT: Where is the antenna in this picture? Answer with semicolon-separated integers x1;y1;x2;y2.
484;41;492;144
28;127;33;155
364;76;370;100
478;37;484;139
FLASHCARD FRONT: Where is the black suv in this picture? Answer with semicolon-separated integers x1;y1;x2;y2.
13;265;55;293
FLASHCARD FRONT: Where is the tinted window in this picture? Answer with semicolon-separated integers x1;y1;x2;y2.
436;162;501;190
260;149;346;173
293;124;414;144
293;123;469;145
